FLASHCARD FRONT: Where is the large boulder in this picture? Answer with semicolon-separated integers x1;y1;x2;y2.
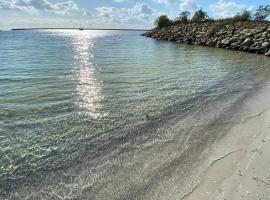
241;38;253;46
262;42;270;48
221;39;230;46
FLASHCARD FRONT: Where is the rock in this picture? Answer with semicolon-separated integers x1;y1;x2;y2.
248;47;259;53
232;45;241;50
262;42;270;48
143;21;270;56
249;47;265;54
229;37;238;43
241;38;253;46
244;32;253;37
252;42;262;47
221;39;230;45
265;50;270;57
230;42;238;46
241;46;250;52
256;29;264;34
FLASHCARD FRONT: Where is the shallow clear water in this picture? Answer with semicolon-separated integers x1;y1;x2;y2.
0;30;270;199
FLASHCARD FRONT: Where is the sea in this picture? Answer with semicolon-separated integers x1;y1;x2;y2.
0;29;270;199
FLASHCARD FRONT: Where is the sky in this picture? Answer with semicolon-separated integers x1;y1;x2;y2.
0;0;269;30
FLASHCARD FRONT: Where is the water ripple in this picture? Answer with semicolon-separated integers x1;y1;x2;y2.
1;30;270;199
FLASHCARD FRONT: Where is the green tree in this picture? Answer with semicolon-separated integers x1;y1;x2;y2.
233;9;252;21
178;11;190;23
155;15;172;28
192;9;209;22
255;5;270;21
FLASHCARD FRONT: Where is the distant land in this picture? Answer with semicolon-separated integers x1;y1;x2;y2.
11;28;149;31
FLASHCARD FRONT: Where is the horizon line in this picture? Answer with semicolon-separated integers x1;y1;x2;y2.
11;28;149;31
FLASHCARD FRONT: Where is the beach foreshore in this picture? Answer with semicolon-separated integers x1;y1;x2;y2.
182;80;270;200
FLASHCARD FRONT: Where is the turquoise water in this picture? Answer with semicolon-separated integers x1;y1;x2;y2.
0;30;270;199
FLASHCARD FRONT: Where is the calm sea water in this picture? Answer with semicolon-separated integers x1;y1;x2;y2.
1;30;270;199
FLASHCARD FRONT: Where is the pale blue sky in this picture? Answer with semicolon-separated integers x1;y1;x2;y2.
0;0;269;30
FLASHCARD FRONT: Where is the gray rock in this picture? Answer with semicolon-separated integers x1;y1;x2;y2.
143;22;270;56
262;42;270;48
221;39;230;45
265;50;270;57
241;38;253;46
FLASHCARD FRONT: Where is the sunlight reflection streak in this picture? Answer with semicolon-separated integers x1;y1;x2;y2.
53;30;108;119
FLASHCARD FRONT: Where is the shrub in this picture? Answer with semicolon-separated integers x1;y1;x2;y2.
155;15;172;28
192;9;209;22
255;5;270;21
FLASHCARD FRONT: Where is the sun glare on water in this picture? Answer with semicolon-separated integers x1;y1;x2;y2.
49;30;109;119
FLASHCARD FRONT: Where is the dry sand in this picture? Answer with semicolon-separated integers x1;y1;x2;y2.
183;81;270;200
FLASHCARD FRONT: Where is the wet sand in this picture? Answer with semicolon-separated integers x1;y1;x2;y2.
183;80;270;200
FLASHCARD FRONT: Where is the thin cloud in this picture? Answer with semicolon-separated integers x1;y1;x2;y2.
0;0;79;15
179;0;198;11
95;2;153;24
112;0;129;2
209;0;252;18
154;0;178;4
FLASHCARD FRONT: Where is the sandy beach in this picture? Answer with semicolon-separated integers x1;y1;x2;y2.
183;80;270;200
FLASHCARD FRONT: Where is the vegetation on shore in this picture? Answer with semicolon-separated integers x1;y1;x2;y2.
155;5;270;28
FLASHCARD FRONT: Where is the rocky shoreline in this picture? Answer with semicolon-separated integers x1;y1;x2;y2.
143;22;270;57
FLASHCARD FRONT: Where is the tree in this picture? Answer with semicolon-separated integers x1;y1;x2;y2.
233;9;252;21
192;9;209;22
178;11;190;23
255;5;270;21
155;15;172;28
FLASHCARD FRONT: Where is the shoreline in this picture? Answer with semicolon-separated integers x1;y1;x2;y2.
182;78;270;199
143;22;270;57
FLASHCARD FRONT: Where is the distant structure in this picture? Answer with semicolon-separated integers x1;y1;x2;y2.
79;24;84;31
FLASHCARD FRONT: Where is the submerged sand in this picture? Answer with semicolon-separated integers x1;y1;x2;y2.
183;81;270;200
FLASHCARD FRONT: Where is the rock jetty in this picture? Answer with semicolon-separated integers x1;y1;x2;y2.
143;22;270;57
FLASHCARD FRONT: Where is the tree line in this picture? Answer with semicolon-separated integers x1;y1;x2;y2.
155;5;270;28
